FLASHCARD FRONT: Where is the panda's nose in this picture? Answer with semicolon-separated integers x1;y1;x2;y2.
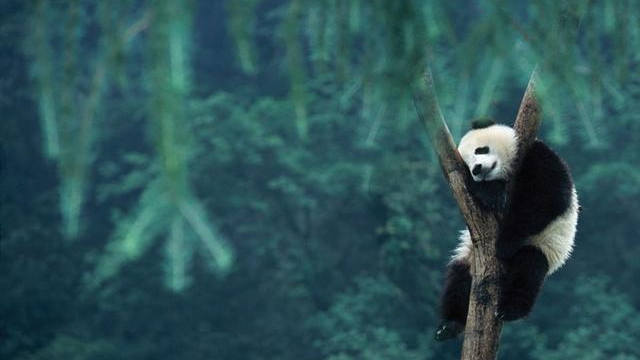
472;164;482;176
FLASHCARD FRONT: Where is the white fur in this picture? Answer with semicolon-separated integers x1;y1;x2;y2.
458;125;518;181
451;229;473;263
527;187;579;274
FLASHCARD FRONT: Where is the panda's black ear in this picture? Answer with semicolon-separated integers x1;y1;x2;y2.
471;118;496;130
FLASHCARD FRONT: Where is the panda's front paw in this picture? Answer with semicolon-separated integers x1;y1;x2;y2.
434;320;464;341
479;194;505;212
470;180;506;213
496;242;518;261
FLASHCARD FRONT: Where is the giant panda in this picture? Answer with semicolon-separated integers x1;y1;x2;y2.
435;119;579;341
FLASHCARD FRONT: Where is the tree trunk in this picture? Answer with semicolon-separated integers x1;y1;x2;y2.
414;69;541;360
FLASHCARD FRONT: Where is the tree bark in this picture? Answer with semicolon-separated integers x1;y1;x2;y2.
413;68;541;360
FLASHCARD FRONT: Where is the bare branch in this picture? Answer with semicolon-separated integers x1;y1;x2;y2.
413;69;490;233
512;68;542;157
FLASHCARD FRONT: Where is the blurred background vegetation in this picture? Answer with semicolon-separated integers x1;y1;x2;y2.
1;0;640;359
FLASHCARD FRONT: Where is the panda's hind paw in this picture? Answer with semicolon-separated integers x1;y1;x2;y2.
496;302;531;321
434;320;464;341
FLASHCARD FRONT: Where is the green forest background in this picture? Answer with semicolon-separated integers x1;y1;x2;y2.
2;1;640;359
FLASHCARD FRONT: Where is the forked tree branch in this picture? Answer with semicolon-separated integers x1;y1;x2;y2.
413;68;541;360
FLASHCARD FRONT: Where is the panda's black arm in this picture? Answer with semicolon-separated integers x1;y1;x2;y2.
466;175;507;212
496;141;573;260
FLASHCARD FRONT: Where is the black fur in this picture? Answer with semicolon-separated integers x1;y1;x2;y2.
471;118;496;129
436;247;549;335
497;246;549;321
496;141;573;259
436;260;471;341
468;179;506;211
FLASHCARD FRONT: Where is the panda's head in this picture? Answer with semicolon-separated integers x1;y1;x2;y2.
458;119;517;182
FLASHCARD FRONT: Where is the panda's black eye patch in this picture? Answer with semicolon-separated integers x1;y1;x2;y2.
475;146;490;155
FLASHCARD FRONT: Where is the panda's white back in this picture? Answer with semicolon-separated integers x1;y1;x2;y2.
527;186;578;274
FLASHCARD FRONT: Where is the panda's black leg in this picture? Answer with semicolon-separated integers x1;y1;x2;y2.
496;231;528;261
497;245;549;321
436;260;471;341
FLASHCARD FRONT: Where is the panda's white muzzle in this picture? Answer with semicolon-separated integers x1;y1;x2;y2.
470;157;498;182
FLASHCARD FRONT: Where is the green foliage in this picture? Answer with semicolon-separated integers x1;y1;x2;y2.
572;164;640;299
311;277;432;360
91;0;233;288
24;0;125;238
15;336;114;360
4;0;640;359
228;0;261;74
536;276;640;360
